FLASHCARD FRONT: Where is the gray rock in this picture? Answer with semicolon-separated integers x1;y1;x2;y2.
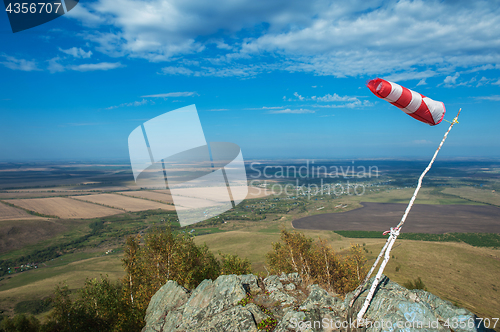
180;274;248;328
349;276;478;332
287;272;303;284
270;289;297;306
275;310;307;332
143;274;488;332
197;306;258;332
264;275;284;293
300;284;344;314
239;274;261;294
142;280;189;332
245;303;271;325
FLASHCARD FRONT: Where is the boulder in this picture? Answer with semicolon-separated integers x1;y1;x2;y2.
142;274;492;332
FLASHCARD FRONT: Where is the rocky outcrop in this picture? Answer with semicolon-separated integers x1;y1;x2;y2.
142;274;491;332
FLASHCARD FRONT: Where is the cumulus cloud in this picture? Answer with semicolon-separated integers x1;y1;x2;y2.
284;91;371;108
63;0;500;79
443;72;460;86
311;93;358;102
59;47;93;58
0;54;39;71
294;92;304;101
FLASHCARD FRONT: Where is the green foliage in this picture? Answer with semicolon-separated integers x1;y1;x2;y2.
266;229;367;295
14;299;52;315
88;220;105;232
121;226;251;327
237;294;253;307
219;252;252;275
236;294;276;331
0;314;40;332
42;277;142;332
1;226;252;331
257;317;277;331
403;277;426;290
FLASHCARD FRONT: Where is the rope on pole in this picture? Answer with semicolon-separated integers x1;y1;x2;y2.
350;109;462;323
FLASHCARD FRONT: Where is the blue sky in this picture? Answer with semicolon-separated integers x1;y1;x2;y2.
1;0;499;161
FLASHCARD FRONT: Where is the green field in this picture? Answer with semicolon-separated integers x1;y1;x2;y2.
1;165;500;327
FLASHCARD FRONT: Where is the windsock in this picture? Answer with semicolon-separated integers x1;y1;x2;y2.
367;78;446;126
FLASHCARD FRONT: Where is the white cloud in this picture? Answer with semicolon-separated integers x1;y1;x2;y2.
65;4;107;26
384;70;437;83
159;66;194;75
141;92;197;98
476;76;489;87
106;99;150;110
443;72;460;86
313;100;373;108
476;95;500;101
311;93;358;102
492;79;500;86
246;106;286;110
159;64;271;77
69;62;123;71
293;92;304;101
0;54;39;71
269;108;315;114
47;57;65;73
63;0;500;79
416;78;427;86
284;91;372;108
59;47;93;58
47;58;122;73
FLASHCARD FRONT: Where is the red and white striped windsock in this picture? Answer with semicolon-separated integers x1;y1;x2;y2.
367;78;446;126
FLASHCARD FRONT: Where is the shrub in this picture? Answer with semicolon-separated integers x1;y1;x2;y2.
403;277;426;290
39;226;251;331
41;277;143;332
266;229;367;295
0;314;41;332
219;252;252;275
